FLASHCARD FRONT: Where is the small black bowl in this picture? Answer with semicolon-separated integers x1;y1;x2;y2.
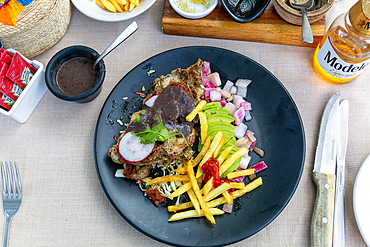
220;0;271;23
45;45;106;103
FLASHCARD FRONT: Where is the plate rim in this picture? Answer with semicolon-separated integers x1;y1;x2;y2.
353;154;370;246
71;0;157;22
94;46;306;246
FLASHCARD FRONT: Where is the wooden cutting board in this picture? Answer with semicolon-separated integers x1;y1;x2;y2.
162;0;325;47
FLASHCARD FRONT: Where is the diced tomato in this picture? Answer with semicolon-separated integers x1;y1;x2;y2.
146;188;165;206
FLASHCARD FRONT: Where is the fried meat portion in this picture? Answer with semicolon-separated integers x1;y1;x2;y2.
108;59;204;180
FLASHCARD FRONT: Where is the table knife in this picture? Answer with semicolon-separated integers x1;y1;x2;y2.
311;91;340;247
333;100;349;247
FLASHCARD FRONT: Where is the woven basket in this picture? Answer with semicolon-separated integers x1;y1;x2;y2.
0;0;71;58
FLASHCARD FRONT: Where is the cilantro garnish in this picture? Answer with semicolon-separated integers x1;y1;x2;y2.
133;122;188;145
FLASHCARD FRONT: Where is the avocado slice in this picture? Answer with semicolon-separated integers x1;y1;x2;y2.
204;108;230;117
208;122;235;134
202;102;221;111
208;129;235;140
207;114;235;124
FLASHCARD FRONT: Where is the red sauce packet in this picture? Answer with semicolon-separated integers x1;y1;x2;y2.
0;92;15;111
6;53;36;89
0;62;23;101
0;49;13;66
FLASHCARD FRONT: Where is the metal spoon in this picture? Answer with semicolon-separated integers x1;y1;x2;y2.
290;0;315;43
93;21;138;70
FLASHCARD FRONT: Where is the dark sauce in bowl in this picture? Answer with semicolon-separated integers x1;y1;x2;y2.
56;57;99;96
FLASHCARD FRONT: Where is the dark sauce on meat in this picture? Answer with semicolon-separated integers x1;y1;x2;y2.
126;84;195;137
56;57;99;96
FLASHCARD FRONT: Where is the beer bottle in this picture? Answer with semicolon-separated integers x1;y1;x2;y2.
313;0;370;83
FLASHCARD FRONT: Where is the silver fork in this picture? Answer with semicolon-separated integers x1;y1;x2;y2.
1;162;22;247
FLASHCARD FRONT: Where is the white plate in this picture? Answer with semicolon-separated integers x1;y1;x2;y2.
353;154;370;246
71;0;156;22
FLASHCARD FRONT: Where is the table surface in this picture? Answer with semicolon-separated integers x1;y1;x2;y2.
1;0;369;246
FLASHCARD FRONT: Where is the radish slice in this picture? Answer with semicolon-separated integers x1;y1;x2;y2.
233;108;245;125
202;61;211;76
144;95;159;107
250;161;267;173
118;132;155;162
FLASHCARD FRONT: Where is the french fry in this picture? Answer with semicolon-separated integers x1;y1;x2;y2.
201;177;213;196
101;0;116;12
232;177;263;199
108;0;123;12
168;208;224;222
230;182;245;189
204;182;231;202
168;196;227;212
219;147;248;176
175;166;187;174
168;201;193;212
146;175;189;186
128;2;135;11
131;0;139;7
227;169;255;179
124;2;129;10
168;182;191;198
216;145;233;165
116;0;127;4
196;131;223;178
188;161;215;224
222;191;233;205
186;100;207;122
193;136;210;165
96;0;107;10
175;159;187;174
206;197;227;208
199;112;208;145
187;188;200;214
213;134;226;158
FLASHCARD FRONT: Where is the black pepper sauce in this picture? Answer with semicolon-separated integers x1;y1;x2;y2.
126;84;195;137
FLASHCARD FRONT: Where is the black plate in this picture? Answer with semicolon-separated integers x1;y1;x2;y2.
94;46;305;247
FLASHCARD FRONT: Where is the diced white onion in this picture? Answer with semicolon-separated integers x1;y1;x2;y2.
210;90;222;101
230;86;237;95
234;122;248;139
115;169;125;178
225;102;237;115
239;155;251;169
237;87;247;98
244;110;252;121
220;89;231;99
235;79;251;88
207;72;222;87
233;95;245;108
223;80;234;92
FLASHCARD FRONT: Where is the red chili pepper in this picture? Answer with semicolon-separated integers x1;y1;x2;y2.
134;91;146;97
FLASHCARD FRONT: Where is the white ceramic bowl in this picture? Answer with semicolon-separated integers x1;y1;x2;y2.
0;49;47;123
169;0;218;19
71;0;156;22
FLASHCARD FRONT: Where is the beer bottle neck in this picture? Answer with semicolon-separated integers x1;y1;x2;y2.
349;0;370;37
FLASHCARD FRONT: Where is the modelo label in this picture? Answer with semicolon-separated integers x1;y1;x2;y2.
317;38;370;79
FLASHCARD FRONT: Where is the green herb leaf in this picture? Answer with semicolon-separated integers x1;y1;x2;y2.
133;121;189;146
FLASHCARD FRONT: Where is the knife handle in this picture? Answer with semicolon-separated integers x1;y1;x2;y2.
333;164;345;247
311;172;336;247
